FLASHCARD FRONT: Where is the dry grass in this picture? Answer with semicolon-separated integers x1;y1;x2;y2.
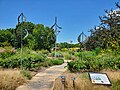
54;70;120;90
105;71;120;81
0;69;27;90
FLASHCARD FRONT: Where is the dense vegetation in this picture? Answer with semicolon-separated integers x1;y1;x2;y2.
0;47;64;70
0;22;55;51
68;48;120;72
0;21;64;70
56;42;80;49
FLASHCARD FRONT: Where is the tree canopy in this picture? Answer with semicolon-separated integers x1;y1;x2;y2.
84;3;120;50
0;22;56;51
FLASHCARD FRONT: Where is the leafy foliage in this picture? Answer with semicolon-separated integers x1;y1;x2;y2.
57;42;80;49
48;52;63;58
68;50;120;72
0;22;55;52
0;29;13;47
14;22;35;47
0;46;16;59
33;24;55;51
0;51;46;69
0;48;64;70
20;70;32;80
51;59;64;65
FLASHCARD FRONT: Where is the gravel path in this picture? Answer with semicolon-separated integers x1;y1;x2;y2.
16;62;67;90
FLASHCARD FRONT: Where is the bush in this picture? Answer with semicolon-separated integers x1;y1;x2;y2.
68;51;120;72
64;52;71;60
37;49;49;55
0;55;20;68
49;52;63;58
0;47;16;59
39;60;53;67
75;51;96;60
0;51;64;70
67;61;76;72
51;59;64;65
63;51;77;60
0;52;47;69
20;70;32;80
92;47;101;55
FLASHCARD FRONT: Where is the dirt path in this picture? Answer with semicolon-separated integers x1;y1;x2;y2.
16;62;68;90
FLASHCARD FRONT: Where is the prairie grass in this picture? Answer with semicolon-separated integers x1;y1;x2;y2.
0;69;27;90
54;70;120;90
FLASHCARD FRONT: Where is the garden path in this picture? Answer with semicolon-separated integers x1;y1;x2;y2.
16;60;69;90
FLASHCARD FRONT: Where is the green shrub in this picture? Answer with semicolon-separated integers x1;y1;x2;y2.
39;60;53;67
64;53;71;60
0;47;16;59
68;61;78;72
51;59;64;65
75;51;96;60
37;50;49;55
68;60;89;72
0;51;15;59
0;52;47;69
92;47;101;55
20;70;32;80
0;57;20;68
68;51;120;72
50;52;63;58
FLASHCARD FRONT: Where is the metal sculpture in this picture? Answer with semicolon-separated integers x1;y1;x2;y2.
78;32;87;50
18;13;27;68
51;17;62;59
18;13;26;24
78;32;88;60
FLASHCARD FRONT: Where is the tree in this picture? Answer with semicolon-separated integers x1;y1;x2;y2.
0;29;13;47
85;3;120;50
33;24;55;51
15;22;35;48
0;21;55;51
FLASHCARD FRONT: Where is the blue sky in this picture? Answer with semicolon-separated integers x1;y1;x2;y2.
0;0;120;43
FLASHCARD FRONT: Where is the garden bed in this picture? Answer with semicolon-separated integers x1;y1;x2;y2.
53;70;120;90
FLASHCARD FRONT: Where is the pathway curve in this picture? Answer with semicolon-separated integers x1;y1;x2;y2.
16;61;68;90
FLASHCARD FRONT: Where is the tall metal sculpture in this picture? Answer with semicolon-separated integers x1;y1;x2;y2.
51;17;62;59
78;32;88;60
78;32;87;49
18;13;27;68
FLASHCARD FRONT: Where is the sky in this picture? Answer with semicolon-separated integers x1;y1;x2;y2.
0;0;120;43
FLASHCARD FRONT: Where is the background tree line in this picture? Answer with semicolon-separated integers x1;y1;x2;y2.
0;22;55;52
56;42;80;49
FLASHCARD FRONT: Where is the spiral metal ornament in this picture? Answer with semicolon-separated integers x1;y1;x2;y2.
78;32;87;44
18;13;26;24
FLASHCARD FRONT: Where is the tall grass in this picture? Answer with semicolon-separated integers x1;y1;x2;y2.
0;69;27;90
